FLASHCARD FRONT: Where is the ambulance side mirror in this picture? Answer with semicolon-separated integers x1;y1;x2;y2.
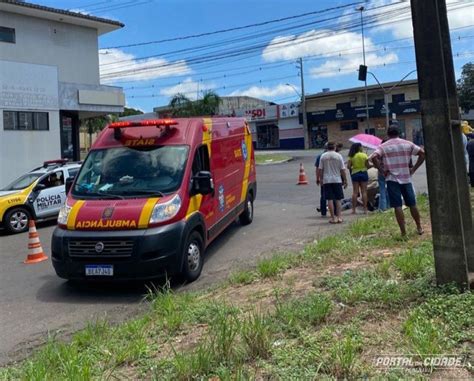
65;177;74;194
192;171;214;195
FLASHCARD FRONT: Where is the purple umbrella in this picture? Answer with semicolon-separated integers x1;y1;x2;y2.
349;134;382;150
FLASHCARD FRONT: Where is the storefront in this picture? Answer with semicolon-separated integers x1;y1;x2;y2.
304;80;422;148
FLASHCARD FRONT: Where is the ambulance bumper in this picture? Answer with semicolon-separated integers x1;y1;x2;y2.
51;221;186;280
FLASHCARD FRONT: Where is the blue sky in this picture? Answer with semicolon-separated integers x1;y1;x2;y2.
35;0;474;112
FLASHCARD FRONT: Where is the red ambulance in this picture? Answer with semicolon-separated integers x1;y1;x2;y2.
51;118;256;282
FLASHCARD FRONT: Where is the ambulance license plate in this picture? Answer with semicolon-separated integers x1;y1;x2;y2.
85;265;113;276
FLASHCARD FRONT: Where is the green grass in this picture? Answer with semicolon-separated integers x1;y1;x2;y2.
228;269;257;285
2;196;472;380
274;292;332;334
256;254;292;278
321;269;426;307
255;153;291;165
393;241;434;280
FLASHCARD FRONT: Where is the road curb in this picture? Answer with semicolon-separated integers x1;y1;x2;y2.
256;157;293;166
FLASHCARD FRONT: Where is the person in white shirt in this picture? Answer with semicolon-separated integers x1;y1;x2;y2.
317;142;348;223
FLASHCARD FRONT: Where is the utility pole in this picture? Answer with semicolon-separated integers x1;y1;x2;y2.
297;57;310;149
358;6;370;132
411;0;473;287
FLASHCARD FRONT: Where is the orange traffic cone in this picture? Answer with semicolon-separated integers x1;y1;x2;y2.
297;163;309;185
24;220;48;264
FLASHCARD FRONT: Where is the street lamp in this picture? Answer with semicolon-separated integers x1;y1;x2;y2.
367;70;417;129
285;83;301;98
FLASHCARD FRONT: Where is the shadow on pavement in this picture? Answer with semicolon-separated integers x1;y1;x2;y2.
34;221;241;304
0;220;57;237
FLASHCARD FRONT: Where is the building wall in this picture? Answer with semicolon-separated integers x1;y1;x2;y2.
278;117;304;149
307;84;420;112
306;83;421;148
0;11;100;85
0;111;61;186
0;60;62;185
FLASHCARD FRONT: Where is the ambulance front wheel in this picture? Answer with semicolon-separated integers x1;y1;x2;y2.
239;193;254;226
4;207;31;234
181;231;204;282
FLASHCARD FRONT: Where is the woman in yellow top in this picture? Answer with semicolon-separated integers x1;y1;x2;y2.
347;142;370;214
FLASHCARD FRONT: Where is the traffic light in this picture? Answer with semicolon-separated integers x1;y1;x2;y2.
358;65;367;81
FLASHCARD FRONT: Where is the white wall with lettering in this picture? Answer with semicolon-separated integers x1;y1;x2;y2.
0;60;59;110
0;61;61;185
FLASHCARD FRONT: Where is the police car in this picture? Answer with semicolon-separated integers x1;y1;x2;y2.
0;160;82;234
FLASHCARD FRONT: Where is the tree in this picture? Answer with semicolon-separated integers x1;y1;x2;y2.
457;62;474;112
168;90;221;117
82;115;118;149
119;107;144;117
169;93;194;116
197;90;221;116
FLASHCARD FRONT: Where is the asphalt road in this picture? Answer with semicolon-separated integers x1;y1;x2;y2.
0;150;428;365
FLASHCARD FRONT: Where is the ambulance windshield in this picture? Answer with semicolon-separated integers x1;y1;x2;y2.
72;145;189;198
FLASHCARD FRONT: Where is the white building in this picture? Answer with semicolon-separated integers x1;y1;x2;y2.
0;0;125;185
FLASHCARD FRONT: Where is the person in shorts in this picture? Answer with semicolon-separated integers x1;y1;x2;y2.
347;142;370;214
370;126;425;236
317;142;348;224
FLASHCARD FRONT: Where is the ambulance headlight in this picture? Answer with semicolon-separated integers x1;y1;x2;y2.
149;194;181;224
57;204;72;225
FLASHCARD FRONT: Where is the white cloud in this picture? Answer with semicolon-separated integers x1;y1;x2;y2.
375;0;474;39
310;51;399;78
262;29;398;79
229;83;297;99
99;49;191;83
159;78;215;100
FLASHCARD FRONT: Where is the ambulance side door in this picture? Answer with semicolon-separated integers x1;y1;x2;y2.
32;170;66;218
191;145;216;227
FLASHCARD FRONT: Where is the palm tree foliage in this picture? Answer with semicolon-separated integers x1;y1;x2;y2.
168;90;221;117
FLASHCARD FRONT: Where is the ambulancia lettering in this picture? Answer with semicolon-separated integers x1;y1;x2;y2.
75;220;137;229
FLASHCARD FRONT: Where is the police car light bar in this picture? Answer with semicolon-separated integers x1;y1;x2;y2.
108;119;178;128
43;159;68;167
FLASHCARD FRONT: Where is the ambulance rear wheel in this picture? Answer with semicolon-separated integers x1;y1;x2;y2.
182;231;204;282
239;193;254;225
4;207;31;234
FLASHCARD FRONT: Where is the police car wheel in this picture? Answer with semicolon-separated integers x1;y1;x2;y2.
239;193;253;226
182;231;204;282
5;207;31;234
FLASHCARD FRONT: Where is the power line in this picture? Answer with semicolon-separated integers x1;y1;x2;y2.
100;1;407;68
99;6;413;79
126;50;474;100
99;0;472;81
111;29;474;89
103;0;474;79
101;2;364;50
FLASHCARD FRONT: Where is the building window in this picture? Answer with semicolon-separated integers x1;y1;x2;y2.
0;26;15;43
336;102;351;109
340;121;358;131
3;111;49;131
392;93;405;103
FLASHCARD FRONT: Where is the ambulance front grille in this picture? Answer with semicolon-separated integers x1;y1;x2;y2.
68;240;134;258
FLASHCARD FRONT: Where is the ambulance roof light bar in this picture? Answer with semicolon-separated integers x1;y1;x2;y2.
108;119;178;140
108;119;178;129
